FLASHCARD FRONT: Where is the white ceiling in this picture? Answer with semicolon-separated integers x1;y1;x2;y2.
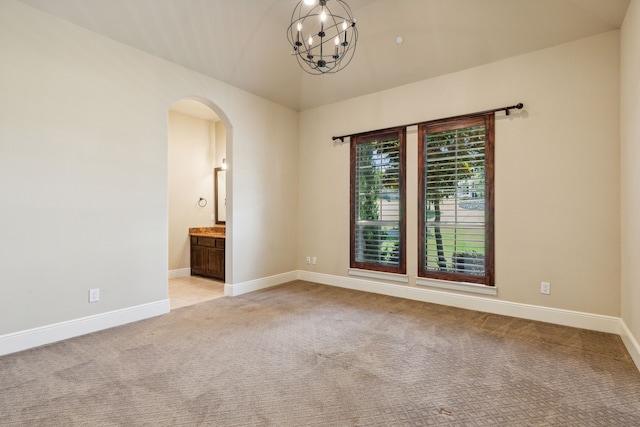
18;0;630;111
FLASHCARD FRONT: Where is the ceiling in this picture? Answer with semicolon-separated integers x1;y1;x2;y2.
18;0;630;111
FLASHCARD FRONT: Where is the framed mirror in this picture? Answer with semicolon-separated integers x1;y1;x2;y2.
214;167;226;224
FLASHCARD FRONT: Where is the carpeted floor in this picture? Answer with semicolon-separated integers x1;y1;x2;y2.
1;280;639;426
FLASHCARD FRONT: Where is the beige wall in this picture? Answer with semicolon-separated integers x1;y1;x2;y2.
215;121;227;168
168;111;217;271
621;0;640;344
299;31;621;316
0;0;298;335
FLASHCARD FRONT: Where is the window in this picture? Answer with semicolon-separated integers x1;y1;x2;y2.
418;114;494;285
350;128;406;274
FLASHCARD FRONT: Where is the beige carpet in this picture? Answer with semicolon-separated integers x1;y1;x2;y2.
1;281;639;426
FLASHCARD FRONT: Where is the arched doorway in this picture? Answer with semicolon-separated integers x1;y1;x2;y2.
166;97;231;309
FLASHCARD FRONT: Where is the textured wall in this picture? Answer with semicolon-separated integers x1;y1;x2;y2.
299;31;621;316
0;0;298;335
621;0;640;346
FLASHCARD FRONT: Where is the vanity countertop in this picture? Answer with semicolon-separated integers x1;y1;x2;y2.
189;227;226;238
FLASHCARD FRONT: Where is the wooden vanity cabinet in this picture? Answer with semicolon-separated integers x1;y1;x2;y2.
190;235;225;280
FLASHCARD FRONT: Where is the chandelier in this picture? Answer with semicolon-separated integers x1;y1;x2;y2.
287;0;358;75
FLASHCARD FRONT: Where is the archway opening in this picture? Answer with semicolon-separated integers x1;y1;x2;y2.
166;97;231;309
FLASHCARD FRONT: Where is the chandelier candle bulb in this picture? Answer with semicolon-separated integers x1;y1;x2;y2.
342;20;348;45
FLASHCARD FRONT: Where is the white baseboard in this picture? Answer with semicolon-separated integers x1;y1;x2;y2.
297;271;621;334
620;319;640;372
224;271;298;296
168;268;191;279
0;299;170;357
4;269;639;374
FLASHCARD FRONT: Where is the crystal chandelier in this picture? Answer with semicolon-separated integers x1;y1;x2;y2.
287;0;358;75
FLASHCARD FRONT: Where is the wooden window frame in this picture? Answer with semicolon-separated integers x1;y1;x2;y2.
418;113;495;286
350;128;407;274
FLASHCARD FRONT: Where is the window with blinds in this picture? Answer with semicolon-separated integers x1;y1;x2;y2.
350;128;406;274
418;114;494;285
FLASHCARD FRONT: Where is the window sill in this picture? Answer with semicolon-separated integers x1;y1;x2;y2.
348;268;409;284
416;277;497;296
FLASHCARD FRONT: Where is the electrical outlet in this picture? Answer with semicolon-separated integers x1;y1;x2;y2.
540;282;551;295
306;256;311;265
89;288;100;303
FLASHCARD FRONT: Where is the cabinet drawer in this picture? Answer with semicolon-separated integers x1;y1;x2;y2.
198;236;216;247
197;236;225;248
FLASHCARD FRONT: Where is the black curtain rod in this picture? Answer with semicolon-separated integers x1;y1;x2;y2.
331;103;524;142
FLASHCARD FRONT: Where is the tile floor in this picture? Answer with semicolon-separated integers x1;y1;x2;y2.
168;275;225;310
